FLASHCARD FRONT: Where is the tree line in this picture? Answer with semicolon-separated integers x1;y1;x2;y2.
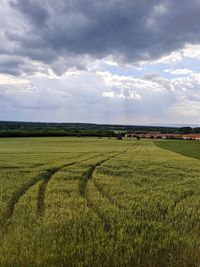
0;121;199;138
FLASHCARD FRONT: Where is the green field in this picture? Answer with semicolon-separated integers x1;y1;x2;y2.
1;137;200;266
155;139;200;160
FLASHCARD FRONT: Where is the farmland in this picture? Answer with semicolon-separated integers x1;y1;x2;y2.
155;139;200;160
1;137;200;266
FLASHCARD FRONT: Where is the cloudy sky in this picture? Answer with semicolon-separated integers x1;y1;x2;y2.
1;0;200;125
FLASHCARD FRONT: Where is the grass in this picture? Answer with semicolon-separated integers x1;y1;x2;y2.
155;139;200;160
1;137;200;266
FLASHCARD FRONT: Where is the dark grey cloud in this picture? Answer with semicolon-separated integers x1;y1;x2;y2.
10;0;48;27
0;56;24;75
1;0;200;75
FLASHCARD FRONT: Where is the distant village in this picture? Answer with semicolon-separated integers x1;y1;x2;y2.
125;131;200;141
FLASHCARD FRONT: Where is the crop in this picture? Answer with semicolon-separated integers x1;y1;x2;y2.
155;139;200;160
0;137;200;266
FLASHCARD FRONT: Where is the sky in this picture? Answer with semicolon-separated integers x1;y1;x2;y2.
1;0;200;125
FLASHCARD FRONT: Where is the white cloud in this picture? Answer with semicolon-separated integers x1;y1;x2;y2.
168;99;200;124
0;67;200;124
103;86;141;100
152;44;200;65
183;44;200;59
97;71;168;93
164;68;194;75
0;74;29;85
153;51;183;64
102;91;114;98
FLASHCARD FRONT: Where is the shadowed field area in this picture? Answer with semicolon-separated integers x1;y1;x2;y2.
1;137;200;266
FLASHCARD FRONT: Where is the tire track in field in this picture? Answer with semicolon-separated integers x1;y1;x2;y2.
37;154;105;217
37;164;70;217
170;191;195;212
79;142;140;198
1;154;103;225
92;178;123;209
2;167;59;222
92;141;141;210
79;159;113;232
79;142;140;232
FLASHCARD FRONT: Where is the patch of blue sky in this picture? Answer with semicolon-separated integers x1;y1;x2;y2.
174;57;200;72
102;57;200;80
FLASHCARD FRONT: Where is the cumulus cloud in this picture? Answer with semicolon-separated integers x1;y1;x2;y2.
153;44;200;65
0;0;199;75
164;68;194;75
0;67;200;124
103;87;141;100
1;0;200;124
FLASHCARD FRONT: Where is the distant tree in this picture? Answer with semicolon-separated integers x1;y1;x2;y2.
116;133;123;140
193;127;200;133
179;127;192;134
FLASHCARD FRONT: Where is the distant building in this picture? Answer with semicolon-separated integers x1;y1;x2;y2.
182;134;200;141
125;132;200;141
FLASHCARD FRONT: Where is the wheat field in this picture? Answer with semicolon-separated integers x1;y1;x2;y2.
0;137;200;266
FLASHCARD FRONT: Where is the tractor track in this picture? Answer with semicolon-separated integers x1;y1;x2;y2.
79;158;113;232
1;141;140;227
92;141;142;210
2;169;57;221
79;142;140;232
36;154;105;217
92;177;122;209
79;143;140;199
1;154;104;225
